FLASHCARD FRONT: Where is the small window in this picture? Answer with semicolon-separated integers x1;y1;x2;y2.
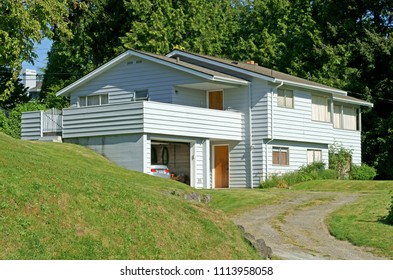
277;89;294;108
133;89;149;101
272;147;289;165
78;94;108;107
307;149;322;164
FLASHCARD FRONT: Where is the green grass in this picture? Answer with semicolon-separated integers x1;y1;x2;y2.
0;133;259;260
294;180;393;258
204;188;289;216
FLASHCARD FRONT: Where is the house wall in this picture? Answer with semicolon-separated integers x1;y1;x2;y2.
21;111;42;140
172;87;206;108
265;140;329;179
65;134;145;172
68;58;208;107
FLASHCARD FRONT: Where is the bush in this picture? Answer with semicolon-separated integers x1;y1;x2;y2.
350;164;377;180
260;162;335;188
385;195;393;225
319;169;339;179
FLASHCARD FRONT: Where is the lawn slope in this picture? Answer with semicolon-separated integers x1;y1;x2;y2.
0;133;258;260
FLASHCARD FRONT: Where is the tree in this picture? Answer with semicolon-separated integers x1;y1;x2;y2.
0;0;70;100
0;67;30;110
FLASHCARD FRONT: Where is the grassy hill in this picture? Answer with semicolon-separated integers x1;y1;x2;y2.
0;133;258;260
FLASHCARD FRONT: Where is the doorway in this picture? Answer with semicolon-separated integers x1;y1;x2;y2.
214;145;229;188
208;90;224;110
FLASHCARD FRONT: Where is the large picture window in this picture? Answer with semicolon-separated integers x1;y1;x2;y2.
333;104;358;130
272;147;289;165
79;94;109;107
277;89;294;108
312;95;330;122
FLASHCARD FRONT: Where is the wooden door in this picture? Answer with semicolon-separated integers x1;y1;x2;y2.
214;145;229;188
208;91;224;110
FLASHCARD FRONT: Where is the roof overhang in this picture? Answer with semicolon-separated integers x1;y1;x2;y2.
273;79;348;95
57;50;248;97
332;94;373;107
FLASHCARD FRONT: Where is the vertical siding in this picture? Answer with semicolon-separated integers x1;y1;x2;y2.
21;111;42;140
194;139;204;188
67;58;207;107
65;134;144;172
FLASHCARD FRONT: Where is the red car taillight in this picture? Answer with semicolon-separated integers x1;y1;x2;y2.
165;169;170;173
151;168;157;172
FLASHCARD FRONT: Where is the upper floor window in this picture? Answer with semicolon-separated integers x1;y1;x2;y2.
132;89;149;101
272;147;289;165
79;94;108;107
277;89;294;108
312;95;330;122
333;104;358;130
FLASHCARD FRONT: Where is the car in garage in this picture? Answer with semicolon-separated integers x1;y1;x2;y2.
150;164;171;179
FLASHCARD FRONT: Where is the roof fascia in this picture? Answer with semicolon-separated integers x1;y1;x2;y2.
167;50;275;82
274;79;348;95
57;50;245;97
57;51;131;96
333;96;373;107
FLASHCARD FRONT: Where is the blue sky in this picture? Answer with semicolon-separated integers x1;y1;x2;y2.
21;38;52;73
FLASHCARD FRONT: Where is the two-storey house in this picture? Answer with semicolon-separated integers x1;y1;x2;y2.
21;49;372;188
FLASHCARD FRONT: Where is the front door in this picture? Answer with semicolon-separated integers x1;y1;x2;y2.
208;91;224;110
214;145;229;188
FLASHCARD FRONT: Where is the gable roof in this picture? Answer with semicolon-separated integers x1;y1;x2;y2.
57;49;248;97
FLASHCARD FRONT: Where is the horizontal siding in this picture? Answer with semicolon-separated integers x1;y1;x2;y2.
65;134;144;172
172;87;206;108
68;58;208;107
62;101;242;141
143;102;242;140
333;129;361;165
266;140;329;178
21;111;41;140
62;103;144;138
273;90;334;144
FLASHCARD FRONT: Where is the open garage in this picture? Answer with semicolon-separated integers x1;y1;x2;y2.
151;141;191;185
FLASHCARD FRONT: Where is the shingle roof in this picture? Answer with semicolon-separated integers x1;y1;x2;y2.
169;50;345;93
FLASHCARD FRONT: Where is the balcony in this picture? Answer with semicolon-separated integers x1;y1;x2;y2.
58;101;242;141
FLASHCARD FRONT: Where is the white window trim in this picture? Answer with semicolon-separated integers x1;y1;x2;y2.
78;94;109;107
272;146;289;166
307;149;322;164
277;89;294;109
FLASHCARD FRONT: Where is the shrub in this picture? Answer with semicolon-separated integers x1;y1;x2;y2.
350;164;377;180
319;169;339;179
385;195;393;225
260;162;335;188
329;142;353;179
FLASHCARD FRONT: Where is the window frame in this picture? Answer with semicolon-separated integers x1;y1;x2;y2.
307;149;322;164
78;94;109;107
277;89;294;109
311;94;331;123
272;146;289;166
333;103;359;131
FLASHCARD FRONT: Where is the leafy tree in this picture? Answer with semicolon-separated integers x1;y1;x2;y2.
329;142;353;179
0;0;70;100
0;67;30;110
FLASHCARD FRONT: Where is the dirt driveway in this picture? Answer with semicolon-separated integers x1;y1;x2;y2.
233;191;383;260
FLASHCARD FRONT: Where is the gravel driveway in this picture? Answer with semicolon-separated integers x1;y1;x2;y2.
233;191;383;260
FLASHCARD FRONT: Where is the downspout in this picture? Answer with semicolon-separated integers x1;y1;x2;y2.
264;81;283;180
248;82;254;188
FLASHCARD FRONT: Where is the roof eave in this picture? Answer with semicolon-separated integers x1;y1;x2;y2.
274;79;347;95
333;96;374;107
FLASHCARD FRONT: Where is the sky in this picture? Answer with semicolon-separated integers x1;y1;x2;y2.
21;38;52;74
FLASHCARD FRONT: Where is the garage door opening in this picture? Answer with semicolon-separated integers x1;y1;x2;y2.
151;141;190;185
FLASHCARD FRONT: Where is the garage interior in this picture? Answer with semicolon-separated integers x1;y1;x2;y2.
151;141;191;185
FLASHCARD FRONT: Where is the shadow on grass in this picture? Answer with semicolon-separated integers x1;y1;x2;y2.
377;216;393;226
